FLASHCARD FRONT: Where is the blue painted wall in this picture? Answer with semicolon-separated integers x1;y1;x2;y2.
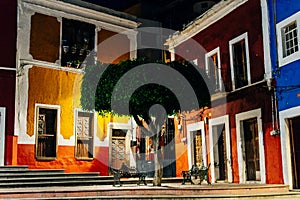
268;0;300;111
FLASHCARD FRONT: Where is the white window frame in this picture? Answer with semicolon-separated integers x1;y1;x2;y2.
277;12;300;67
34;104;60;160
229;32;251;90
74;108;96;160
205;47;222;92
208;115;232;183
186;121;207;169
235;108;266;184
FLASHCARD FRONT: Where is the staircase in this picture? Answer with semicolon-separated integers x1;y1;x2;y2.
0;166;296;199
0;165;114;188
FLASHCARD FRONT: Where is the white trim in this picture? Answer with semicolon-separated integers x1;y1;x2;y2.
229;32;251;90
127;33;138;60
186;121;207;169
73;108;97;158
170;48;175;62
166;0;248;48
0;107;6;166
20;60;84;74
205;47;222;92
279;106;300;190
15;65;30;139
260;0;272;79
21;0;138;31
0;67;16;71
34;104;61;157
107;122;134;169
208;115;232;183
18;0;138;69
276;11;300;67
235;108;266;184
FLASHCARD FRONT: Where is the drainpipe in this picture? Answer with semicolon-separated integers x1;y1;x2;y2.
268;78;280;136
269;0;280;136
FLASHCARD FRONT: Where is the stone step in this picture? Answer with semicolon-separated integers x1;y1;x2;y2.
0;175;111;183
0;168;65;174
0;183;292;199
0;166;114;189
0;166;28;171
0;178;115;188
0;171;100;178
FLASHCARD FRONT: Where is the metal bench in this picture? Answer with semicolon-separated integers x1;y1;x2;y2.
182;164;211;185
112;163;147;186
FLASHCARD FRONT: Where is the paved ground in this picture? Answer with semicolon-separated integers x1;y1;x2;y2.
1;182;300;199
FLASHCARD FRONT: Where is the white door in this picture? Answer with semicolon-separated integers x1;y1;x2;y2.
0;107;5;166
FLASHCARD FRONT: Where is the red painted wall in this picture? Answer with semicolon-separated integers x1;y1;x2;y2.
175;0;265;91
0;0;17;166
0;0;17;67
0;70;16;165
174;0;283;184
225;83;283;183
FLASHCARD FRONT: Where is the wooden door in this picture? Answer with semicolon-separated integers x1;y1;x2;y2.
243;118;260;181
111;129;127;170
289;116;300;189
193;130;203;167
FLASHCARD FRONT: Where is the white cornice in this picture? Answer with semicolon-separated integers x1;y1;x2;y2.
0;67;16;71
21;0;139;31
19;59;84;74
166;0;248;49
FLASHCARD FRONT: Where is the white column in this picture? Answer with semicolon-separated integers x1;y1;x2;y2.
127;32;138;60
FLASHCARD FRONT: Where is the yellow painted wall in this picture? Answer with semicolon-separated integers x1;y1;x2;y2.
27;66;131;141
27;66;79;139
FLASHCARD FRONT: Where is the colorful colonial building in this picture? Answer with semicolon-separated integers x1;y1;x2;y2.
267;0;300;189
15;0;139;175
166;0;283;184
3;0;296;187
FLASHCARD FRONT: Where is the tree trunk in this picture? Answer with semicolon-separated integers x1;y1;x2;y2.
152;134;163;186
134;113;165;186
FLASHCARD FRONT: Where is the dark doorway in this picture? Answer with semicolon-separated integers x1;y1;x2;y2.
288;116;300;189
162;118;176;177
243;118;260;181
213;124;227;181
217;124;227;181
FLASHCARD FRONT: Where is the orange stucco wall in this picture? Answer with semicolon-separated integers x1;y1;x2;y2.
17;144;109;174
264;124;283;184
97;29;130;64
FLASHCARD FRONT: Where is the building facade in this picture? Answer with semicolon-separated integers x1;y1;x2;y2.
15;0;139;175
267;0;300;189
0;0;17;166
167;0;283;184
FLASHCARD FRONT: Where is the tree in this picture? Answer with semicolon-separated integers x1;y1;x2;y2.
81;59;211;186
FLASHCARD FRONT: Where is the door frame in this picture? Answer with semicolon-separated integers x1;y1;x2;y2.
236;108;266;184
0;107;5;166
279;105;300;189
209;115;232;183
187;121;207;169
108;122;134;170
